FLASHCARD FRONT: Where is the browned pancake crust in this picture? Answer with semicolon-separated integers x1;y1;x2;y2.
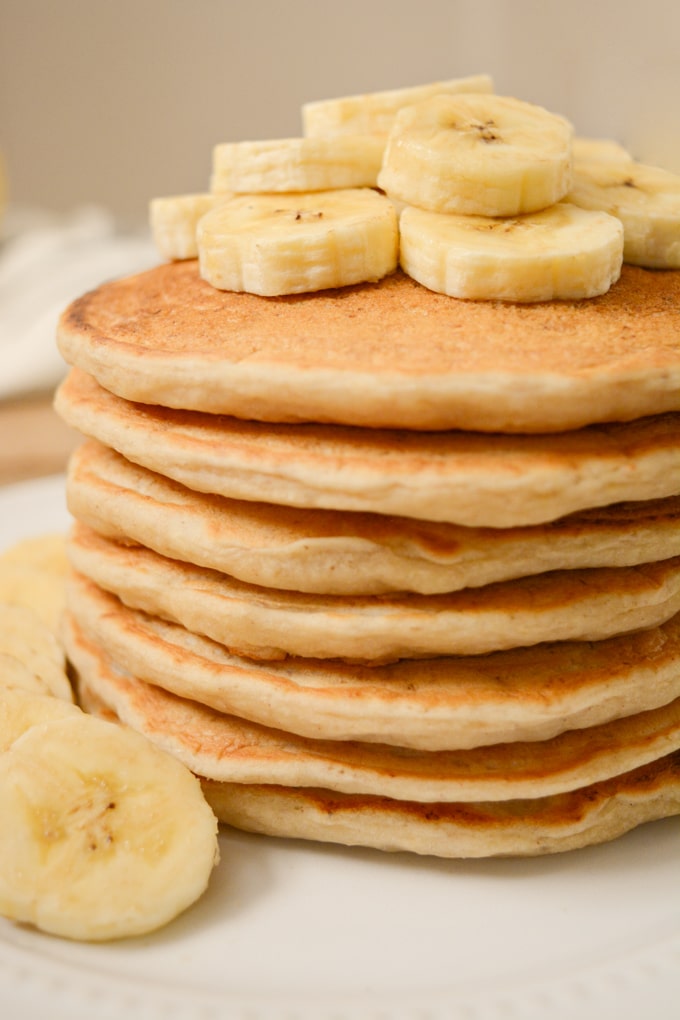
66;523;680;662
66;573;680;748
56;262;680;432
64;613;680;802
54;370;680;528
199;752;680;857
64;440;680;595
203;751;680;827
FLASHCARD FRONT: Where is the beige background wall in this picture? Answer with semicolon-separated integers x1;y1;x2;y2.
1;0;679;228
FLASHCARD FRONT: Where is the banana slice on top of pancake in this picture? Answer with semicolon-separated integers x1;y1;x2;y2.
378;93;574;217
301;73;494;137
571;137;632;163
149;193;230;261
568;151;680;268
198;188;398;295
400;202;623;302
210;135;386;193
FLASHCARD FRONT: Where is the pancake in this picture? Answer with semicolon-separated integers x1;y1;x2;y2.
77;653;680;858
54;370;680;528
67;440;680;596
65;614;680;803
66;573;680;749
199;754;680;858
66;523;680;662
56;261;680;433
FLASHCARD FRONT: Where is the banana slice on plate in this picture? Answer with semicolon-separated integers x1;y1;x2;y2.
0;687;80;750
0;713;219;941
0;651;59;699
0;562;65;634
568;155;680;268
210;135;386;193
378;93;573;217
198;188;399;295
0;532;68;576
150;193;230;260
302;73;494;137
0;603;72;701
399;202;623;302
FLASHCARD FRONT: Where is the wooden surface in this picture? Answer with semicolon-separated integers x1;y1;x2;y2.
0;391;80;487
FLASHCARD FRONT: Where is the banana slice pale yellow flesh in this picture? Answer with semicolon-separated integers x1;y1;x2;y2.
0;532;68;576
0;562;65;635
302;73;494;137
148;80;676;302
0;688;80;751
0;532;219;943
0;603;73;701
568;156;680;268
0;650;59;699
198;188;399;296
378;93;573;218
150;193;231;260
572;137;631;163
0;713;219;941
399;202;623;302
210;135;386;193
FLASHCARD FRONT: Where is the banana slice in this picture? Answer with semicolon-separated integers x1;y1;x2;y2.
399;202;623;302
572;137;631;163
0;562;65;634
149;193;230;260
567;155;680;268
0;713;219;941
0;533;68;576
210;135;386;194
302;74;494;137
198;188;398;296
0;651;55;698
0;688;80;751
378;93;573;217
0;603;73;701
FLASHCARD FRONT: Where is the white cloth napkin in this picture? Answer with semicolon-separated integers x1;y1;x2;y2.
0;205;157;401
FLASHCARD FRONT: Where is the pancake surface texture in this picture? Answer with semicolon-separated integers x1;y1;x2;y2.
68;614;680;858
56;262;680;432
66;440;680;595
64;614;680;803
55;370;680;528
66;524;680;662
66;573;680;749
199;755;680;859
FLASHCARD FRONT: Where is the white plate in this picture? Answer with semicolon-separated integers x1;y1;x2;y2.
1;475;679;1020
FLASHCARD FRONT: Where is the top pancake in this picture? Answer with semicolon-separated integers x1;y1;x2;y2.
56;261;680;433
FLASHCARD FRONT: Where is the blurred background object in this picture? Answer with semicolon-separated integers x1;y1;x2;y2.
0;0;679;481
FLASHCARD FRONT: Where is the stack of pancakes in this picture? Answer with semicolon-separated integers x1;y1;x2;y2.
54;260;680;857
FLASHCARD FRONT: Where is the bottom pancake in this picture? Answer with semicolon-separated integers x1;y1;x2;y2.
201;756;680;859
66;615;680;856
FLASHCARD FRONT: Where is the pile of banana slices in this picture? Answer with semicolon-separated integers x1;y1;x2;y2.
0;534;219;941
151;74;680;303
